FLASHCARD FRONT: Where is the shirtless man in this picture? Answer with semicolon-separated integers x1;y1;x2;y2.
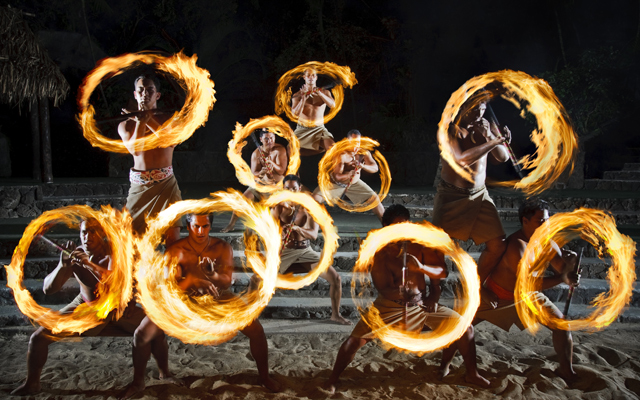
12;220;174;396
130;213;281;393
222;128;288;232
291;68;336;156
313;129;384;222
433;98;511;288
440;198;580;382
324;204;489;392
118;74;182;245
270;174;351;325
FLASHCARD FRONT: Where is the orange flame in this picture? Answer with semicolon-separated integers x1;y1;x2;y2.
263;191;339;290
274;61;357;127
135;190;280;345
352;222;480;354
77;51;216;153
227;115;300;194
6;206;134;335
317;136;391;212
515;208;637;332
437;70;578;195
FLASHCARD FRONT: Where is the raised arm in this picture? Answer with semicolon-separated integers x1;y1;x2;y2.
291;212;319;241
359;151;379;174
448;125;506;168
370;253;403;302
313;88;335;108
43;241;77;295
291;89;309;117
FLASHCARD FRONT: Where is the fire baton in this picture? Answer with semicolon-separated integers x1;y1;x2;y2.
36;235;102;281
280;205;301;253
402;241;408;328
485;104;524;179
339;154;365;201
563;247;584;319
249;130;274;176
95;109;175;124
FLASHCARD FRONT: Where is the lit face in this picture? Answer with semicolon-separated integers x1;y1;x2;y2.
133;78;161;110
260;131;275;149
303;69;317;86
523;209;549;238
284;179;301;192
348;133;361;152
188;215;211;244
80;221;103;251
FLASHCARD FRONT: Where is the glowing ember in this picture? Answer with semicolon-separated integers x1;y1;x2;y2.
227;115;300;194
6;206;134;335
352;222;480;354
135;190;280;345
515;208;636;332
77;51;215;153
437;70;578;195
274;61;357;126
263;191;339;290
317;136;391;212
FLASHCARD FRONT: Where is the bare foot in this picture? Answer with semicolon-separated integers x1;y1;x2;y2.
330;315;353;325
11;381;41;396
220;224;234;233
118;381;145;400
438;364;451;380
556;368;579;384
321;378;337;395
260;376;282;392
160;375;184;386
464;372;491;388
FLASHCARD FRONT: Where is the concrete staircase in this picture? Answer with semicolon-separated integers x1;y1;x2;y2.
585;162;640;192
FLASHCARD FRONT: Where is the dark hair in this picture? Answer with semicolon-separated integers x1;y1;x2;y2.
283;174;301;187
185;213;213;225
382;204;411;227
347;129;361;138
257;128;270;139
518;198;549;225
134;74;161;91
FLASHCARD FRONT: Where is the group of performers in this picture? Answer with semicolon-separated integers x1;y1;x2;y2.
12;67;581;398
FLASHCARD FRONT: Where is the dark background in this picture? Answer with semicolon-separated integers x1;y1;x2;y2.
1;0;639;188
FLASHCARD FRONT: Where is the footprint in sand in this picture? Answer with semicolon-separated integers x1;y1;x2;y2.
625;378;640;397
595;346;625;366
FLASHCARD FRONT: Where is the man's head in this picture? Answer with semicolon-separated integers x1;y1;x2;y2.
466;101;486;122
134;74;161;110
283;174;301;192
79;219;106;252
258;128;275;150
347;129;361;139
519;198;550;238
303;68;318;87
185;214;213;244
382;204;411;227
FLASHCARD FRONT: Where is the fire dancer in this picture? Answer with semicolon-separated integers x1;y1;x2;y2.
130;213;281;393
433;98;511;289
12;219;175;396
222;128;288;232
291;68;336;156
266;174;352;325
324;204;490;392
440;198;580;382
313;129;385;223
118;74;183;245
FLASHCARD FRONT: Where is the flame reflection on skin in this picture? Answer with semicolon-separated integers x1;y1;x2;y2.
515;208;636;333
352;222;480;355
437;70;577;196
274;61;357;127
78;51;215;153
317;136;391;212
262;191;339;290
135;190;280;345
227;115;300;194
6;206;134;335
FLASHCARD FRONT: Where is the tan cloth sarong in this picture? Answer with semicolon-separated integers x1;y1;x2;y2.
432;180;504;245
475;291;559;332
319;179;378;204
126;172;183;235
279;247;321;274
350;296;459;339
294;124;334;151
57;294;146;337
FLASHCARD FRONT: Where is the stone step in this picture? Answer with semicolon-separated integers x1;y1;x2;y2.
41;196;127;213
40;182;129;198
603;171;640;181
623;163;640;171
584;179;640;192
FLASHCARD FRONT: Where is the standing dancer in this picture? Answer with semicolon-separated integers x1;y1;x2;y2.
440;198;580;382
313;129;385;223
118;74;183;245
222;128;288;232
324;205;489;393
291;68;336;156
433;98;511;287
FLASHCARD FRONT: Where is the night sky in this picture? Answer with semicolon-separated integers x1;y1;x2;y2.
1;0;639;185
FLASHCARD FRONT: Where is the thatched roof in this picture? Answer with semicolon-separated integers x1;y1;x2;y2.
0;6;70;107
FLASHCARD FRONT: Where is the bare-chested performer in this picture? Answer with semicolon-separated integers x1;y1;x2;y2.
118;74;182;245
12;219;175;396
268;174;351;325
291;68;336;156
324;204;489;393
433;98;511;287
222;128;288;232
313;129;385;223
440;198;580;382
130;213;281;393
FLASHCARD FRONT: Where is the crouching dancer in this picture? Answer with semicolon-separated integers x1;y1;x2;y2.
324;205;489;393
12;219;175;396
